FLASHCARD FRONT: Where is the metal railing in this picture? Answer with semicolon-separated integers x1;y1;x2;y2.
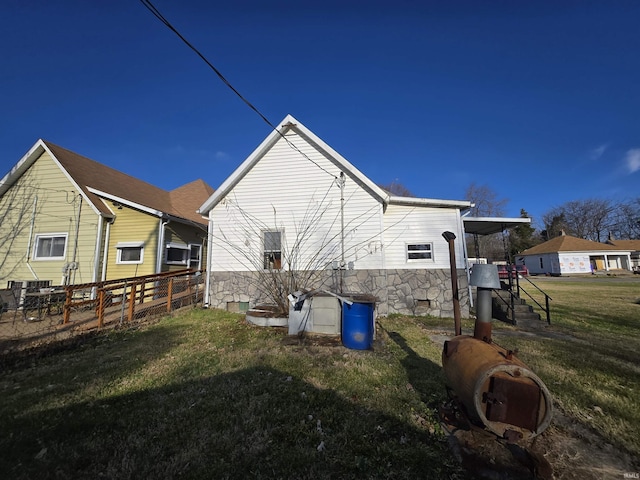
511;271;552;325
494;266;552;325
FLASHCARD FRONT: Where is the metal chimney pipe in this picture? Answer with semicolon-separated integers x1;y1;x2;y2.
469;264;501;342
442;231;461;336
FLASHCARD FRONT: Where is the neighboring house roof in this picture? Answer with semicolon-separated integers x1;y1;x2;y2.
607;239;640;252
198;114;472;215
0;139;212;225
521;234;629;255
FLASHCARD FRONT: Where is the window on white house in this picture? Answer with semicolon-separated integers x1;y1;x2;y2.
539;258;544;269
189;244;202;269
116;242;144;264
406;243;433;261
263;231;282;270
34;234;68;260
165;242;189;265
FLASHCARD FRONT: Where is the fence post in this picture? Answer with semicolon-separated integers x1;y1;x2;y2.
128;284;137;322
139;281;145;304
63;286;72;324
167;278;173;313
98;289;105;329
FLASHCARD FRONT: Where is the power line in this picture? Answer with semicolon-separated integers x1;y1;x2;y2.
139;0;337;179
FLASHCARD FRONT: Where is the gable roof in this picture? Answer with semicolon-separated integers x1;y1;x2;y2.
198;114;471;215
0;139;212;225
606;239;640;252
520;234;629;255
198;114;389;214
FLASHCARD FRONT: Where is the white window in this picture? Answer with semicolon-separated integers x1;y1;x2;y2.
34;233;67;260
189;244;202;269
263;231;282;270
165;242;189;265
406;243;433;261
116;242;144;264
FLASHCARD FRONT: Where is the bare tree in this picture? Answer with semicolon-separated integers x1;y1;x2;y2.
464;183;509;262
465;182;508;217
0;180;40;284
609;198;640;239
211;183;388;315
541;198;615;242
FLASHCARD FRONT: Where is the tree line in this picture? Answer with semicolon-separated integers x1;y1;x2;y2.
464;182;640;262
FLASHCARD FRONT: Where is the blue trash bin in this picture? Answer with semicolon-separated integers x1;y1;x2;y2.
342;300;374;350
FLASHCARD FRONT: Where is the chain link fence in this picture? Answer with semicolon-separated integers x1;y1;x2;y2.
0;269;204;355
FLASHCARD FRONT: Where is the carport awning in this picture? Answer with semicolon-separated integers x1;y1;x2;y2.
463;217;531;236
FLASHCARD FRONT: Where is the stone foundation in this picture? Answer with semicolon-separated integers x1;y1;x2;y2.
206;268;469;318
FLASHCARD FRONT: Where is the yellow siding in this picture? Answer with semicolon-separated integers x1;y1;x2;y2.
0;151;101;287
105;203;159;279
162;221;207;272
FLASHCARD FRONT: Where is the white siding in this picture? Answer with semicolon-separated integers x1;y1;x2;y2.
383;204;465;269
521;253;558;275
210;131;384;272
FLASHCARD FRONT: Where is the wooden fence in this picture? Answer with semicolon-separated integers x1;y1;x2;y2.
0;269;205;354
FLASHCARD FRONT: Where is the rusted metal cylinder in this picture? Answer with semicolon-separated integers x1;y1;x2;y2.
442;335;553;442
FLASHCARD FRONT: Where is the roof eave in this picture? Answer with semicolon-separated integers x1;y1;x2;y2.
389;196;472;209
0;139;46;197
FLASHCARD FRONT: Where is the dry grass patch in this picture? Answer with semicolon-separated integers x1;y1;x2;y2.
0;309;463;480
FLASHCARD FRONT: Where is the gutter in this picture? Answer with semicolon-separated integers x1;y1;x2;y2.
203;217;214;307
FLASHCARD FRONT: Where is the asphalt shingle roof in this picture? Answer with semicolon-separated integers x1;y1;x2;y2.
44;141;212;225
520;234;626;255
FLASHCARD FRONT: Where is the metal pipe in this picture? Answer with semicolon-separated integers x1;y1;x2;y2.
474;287;493;342
442;231;461;336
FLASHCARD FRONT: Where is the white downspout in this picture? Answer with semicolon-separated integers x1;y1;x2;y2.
92;215;104;284
156;218;169;274
204;217;213;307
101;219;113;282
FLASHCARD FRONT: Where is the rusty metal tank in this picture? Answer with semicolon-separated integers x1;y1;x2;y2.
442;335;553;441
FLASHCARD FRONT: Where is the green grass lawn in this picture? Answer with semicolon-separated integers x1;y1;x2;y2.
509;277;640;460
0;277;638;478
0;309;464;479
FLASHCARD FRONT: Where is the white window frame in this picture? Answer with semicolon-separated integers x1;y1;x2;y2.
165;242;189;266
33;233;68;260
263;230;283;270
116;242;144;265
406;242;434;262
188;243;202;269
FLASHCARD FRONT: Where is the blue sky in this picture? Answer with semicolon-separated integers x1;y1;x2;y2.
1;1;639;228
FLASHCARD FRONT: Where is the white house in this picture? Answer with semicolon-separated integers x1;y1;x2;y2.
517;232;633;275
198;115;476;318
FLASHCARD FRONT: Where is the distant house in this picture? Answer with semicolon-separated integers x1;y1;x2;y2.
605;235;640;271
198;114;477;318
0;139;213;291
517;232;633;275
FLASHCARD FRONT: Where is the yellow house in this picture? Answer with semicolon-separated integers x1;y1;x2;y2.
0;139;212;292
